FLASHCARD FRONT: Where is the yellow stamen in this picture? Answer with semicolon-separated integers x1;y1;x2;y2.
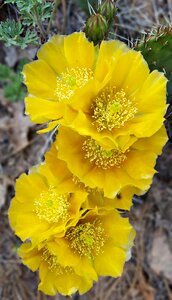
92;87;137;131
42;247;73;275
66;220;106;258
55;67;93;101
83;138;127;169
34;186;69;223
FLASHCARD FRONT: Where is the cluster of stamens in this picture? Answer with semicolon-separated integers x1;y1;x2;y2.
92;86;137;131
83;138;127;169
55;67;93;101
66;220;106;258
34;186;69;223
42;247;73;275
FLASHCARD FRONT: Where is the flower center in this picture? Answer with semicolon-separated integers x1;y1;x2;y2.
92;87;137;131
34;186;69;223
55;67;93;101
42;247;73;275
83;138;127;169
66;220;105;258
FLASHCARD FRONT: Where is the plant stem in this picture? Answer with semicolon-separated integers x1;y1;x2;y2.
47;0;59;36
33;6;46;39
61;0;67;33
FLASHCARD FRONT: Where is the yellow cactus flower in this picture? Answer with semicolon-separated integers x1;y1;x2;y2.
46;139;138;210
56;125;167;198
24;32;96;130
63;69;167;148
23;32;167;141
18;208;135;296
18;242;94;296
47;140;138;210
9;147;88;244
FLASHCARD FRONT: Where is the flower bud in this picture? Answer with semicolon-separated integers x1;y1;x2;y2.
85;13;108;45
98;0;117;24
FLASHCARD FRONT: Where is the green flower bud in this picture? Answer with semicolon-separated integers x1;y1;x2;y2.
98;0;117;24
85;13;108;45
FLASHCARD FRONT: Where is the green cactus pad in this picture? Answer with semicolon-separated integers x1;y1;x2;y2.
136;27;172;103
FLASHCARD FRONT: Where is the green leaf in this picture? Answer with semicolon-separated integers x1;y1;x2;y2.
0;20;23;45
0;63;13;81
3;73;26;102
5;0;53;26
0;60;28;102
0;19;38;48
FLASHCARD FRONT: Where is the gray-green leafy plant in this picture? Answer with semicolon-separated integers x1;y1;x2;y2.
0;19;38;48
0;0;57;49
0;59;29;102
4;0;53;26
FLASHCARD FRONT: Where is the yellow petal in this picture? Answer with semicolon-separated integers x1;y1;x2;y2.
64;32;95;69
113;186;139;210
69;191;88;217
37;35;67;74
39;262;57;296
133;126;168;155
23;60;57;99
136;70;167;113
67;78;101;112
9;196;49;242
48;239;79;267
94;39;129;85
15;173;47;200
123;149;156;180
18;243;41;271
121;110;165;138
110;50;150;95
25;96;64;123
100;211;134;247
94;244;126;277
56;127;136;198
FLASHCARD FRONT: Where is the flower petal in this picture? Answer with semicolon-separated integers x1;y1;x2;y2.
25;96;64;123
110;50;150;95
23;60;57;99
18;243;41;271
94;244;126;277
94;39;129;85
37;35;67;74
64;32;95;69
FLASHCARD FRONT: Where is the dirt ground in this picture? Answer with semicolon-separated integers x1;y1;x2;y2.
0;1;172;299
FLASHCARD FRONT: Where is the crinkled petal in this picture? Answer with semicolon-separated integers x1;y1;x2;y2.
23;60;57;99
25;96;64;123
94;39;129;86
63;32;95;69
18;243;41;271
37;35;67;74
110;50;150;95
94;244;126;277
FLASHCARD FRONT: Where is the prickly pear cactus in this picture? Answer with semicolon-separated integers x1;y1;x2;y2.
75;0;97;14
136;26;172;103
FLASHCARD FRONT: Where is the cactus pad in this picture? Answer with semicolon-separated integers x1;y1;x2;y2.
136;27;172;103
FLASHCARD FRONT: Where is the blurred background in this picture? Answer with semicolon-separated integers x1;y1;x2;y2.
0;0;172;299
